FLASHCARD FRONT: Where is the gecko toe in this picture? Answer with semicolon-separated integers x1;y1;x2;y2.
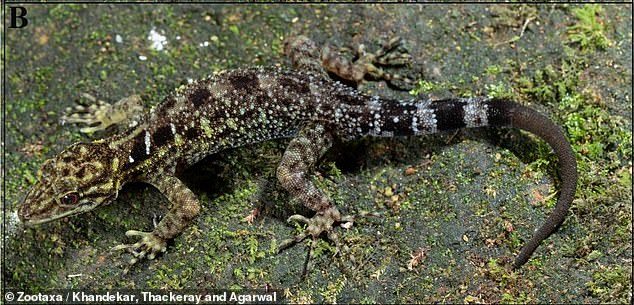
111;230;167;265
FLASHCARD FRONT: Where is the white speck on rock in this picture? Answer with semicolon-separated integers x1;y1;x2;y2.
148;28;168;51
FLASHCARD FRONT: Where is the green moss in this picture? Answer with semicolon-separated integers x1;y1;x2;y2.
325;161;343;179
49;4;84;22
586;264;630;302
485;82;514;99
409;79;441;95
147;264;194;289
501;291;529;304
320;277;346;303
229;25;240;35
517;61;580;106
566;5;612;52
483;64;503;76
559;92;632;170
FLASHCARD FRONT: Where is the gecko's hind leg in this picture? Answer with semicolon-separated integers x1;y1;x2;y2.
320;36;415;89
284;35;415;89
276;123;380;262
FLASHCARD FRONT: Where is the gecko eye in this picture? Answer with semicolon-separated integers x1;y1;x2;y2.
59;192;80;207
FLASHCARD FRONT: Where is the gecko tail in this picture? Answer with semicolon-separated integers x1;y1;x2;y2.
486;98;577;268
341;96;577;267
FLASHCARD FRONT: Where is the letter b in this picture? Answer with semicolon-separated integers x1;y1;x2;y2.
10;6;28;28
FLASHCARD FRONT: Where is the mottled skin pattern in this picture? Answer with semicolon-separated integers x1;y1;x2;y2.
18;36;577;269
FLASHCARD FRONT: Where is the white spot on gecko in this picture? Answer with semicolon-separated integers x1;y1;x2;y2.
463;97;488;127
411;117;419;133
413;100;437;134
368;96;381;110
144;130;151;155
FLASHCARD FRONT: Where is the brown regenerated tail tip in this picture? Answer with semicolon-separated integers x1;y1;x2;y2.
489;99;577;268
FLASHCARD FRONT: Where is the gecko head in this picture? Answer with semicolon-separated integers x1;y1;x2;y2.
18;142;121;226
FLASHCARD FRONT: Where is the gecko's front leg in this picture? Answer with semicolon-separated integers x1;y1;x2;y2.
112;175;200;264
61;93;144;133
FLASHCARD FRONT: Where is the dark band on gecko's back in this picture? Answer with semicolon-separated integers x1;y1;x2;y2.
18;35;577;270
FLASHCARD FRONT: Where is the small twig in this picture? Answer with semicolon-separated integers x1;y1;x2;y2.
495;16;536;47
519;16;536;38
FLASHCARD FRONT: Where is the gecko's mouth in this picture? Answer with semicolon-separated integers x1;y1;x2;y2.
20;217;56;227
18;207;69;226
18;201;95;227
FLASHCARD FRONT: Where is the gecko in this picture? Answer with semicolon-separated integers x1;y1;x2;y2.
17;35;577;269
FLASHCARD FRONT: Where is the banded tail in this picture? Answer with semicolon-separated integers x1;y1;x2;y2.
339;97;577;267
